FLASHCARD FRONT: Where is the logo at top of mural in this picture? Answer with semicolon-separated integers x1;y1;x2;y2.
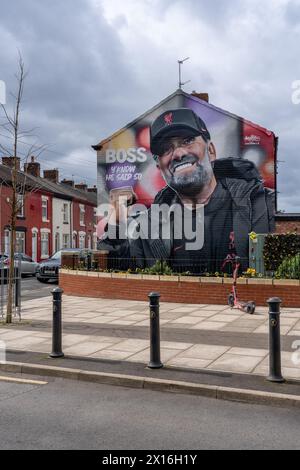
164;112;173;125
244;134;261;145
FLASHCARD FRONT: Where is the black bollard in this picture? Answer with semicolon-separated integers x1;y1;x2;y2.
49;287;64;358
148;292;163;369
267;297;285;383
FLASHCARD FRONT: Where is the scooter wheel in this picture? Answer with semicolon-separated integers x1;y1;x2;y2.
228;294;235;308
246;302;255;315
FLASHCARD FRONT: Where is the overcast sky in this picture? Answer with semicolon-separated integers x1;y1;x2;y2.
0;0;300;211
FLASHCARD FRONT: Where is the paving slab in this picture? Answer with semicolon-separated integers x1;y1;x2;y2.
171;316;206;325
6;337;49;350
209;314;242;323
109;339;149;353
88;349;135;360
189;310;222;318
178;344;230;360
207;354;265;374
191;321;227;330
63;341;112;356
167;357;212;369
288;330;300;337
227;347;268;357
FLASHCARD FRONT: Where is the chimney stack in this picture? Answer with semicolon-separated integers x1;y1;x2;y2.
87;185;97;193
2;156;21;171
191;91;209;103
44;169;59;184
61;179;75;188
24;156;40;177
75;183;88;192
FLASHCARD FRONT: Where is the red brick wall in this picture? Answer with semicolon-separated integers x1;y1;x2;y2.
60;273;300;307
275;220;300;234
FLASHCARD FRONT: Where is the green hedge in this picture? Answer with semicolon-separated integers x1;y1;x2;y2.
263;233;300;271
276;254;300;279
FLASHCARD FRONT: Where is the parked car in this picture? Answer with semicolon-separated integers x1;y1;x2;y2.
0;253;38;277
0;255;9;283
36;249;91;283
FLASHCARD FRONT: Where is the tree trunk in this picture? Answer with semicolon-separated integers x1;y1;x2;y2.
6;177;17;324
6;223;16;324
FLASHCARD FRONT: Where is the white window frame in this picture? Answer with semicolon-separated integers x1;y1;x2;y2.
79;204;85;226
31;227;38;262
42;196;49;222
15;231;25;254
40;229;50;259
16;193;24;217
4;229;10;255
63;203;69;224
62;234;70;249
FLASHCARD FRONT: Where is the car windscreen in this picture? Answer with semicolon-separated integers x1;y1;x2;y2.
50;251;62;261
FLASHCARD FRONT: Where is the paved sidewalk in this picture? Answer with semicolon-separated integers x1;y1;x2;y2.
1;296;300;380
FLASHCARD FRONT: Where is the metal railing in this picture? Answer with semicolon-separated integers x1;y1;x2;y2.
0;254;22;320
104;257;239;276
64;252;300;280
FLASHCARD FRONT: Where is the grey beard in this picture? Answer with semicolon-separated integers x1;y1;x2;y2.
167;151;213;196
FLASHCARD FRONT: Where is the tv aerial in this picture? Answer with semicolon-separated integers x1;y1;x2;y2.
178;57;191;89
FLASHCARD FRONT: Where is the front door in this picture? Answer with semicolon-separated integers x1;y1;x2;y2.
55;233;60;252
32;232;37;262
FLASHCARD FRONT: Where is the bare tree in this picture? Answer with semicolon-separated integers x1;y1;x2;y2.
0;54;46;323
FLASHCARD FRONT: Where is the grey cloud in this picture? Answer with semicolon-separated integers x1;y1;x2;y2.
171;0;243;27
285;0;300;26
0;0;143;183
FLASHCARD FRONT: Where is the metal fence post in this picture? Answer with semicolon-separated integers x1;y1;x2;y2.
267;297;285;383
0;256;4;319
14;255;21;320
49;287;64;358
87;253;91;271
148;292;163;369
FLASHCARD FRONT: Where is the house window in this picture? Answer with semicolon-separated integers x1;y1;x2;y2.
62;234;70;249
4;230;10;255
93;208;97;227
42;197;48;221
15;231;25;253
63;203;69;223
79;233;85;249
80;204;85;226
41;232;49;258
17;194;24;217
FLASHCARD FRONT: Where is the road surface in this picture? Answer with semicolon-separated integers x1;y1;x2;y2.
0;374;299;450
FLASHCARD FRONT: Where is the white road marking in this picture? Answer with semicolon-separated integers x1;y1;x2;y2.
0;375;48;385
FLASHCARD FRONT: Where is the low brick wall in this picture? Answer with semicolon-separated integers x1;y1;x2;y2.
59;270;300;307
